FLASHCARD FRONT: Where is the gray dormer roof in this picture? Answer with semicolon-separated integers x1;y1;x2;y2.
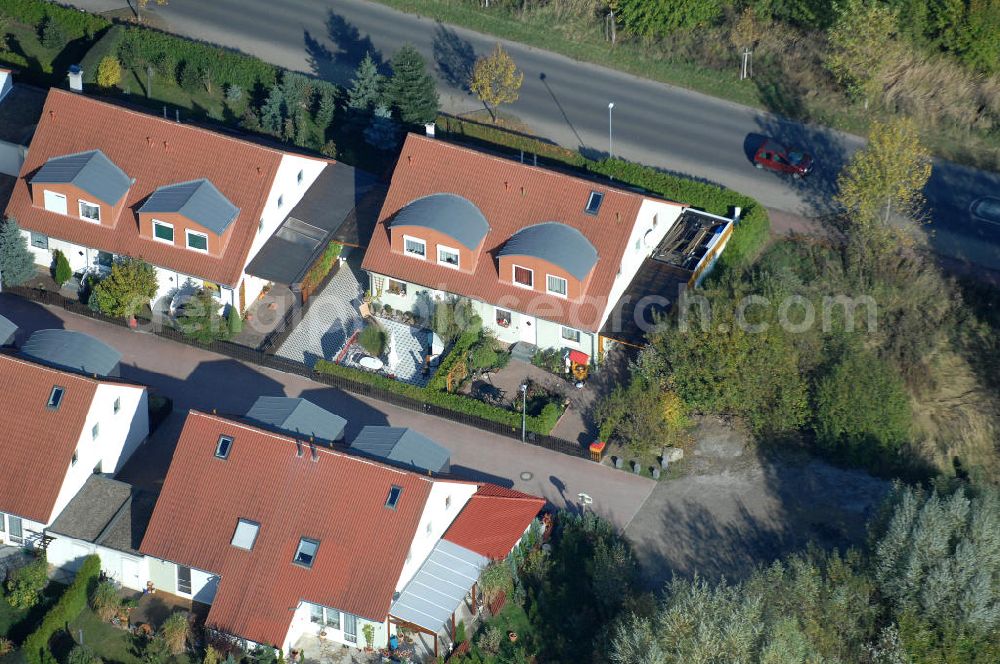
498;222;598;281
245;396;347;443
21;329;122;378
350;426;451;474
0;314;16;346
390;193;489;250
30;149;132;206
139;178;239;235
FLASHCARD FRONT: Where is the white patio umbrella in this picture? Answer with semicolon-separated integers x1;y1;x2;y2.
387;329;400;371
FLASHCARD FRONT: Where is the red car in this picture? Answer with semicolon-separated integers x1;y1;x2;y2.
753;139;813;178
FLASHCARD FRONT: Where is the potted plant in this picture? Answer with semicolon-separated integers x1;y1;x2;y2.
362;624;375;652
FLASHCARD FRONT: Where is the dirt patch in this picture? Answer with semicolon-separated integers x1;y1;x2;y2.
624;416;890;590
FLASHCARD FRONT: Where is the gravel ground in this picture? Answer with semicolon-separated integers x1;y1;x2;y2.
624;416;891;590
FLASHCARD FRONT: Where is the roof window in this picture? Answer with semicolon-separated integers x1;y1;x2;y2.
585;191;604;215
47;386;65;410
294;537;320;567
385;485;403;509
215;435;233;459
231;518;260;550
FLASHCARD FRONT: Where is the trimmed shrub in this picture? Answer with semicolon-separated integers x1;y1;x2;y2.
51;249;71;286
23;555;101;664
226;308;243;338
2;0;109;38
96;55;122;88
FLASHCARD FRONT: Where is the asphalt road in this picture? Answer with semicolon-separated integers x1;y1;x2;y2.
75;0;1000;269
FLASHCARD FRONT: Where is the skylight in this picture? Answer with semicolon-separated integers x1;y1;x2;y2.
385;485;403;509
585;191;604;215
215;435;233;459
48;386;65;410
294;537;320;567
231;518;260;551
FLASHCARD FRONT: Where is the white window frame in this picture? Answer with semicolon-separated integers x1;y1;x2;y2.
561;326;581;343
43;190;68;215
402;235;427;260
186;229;209;253
436;244;461;270
152;219;175;244
546;274;568;298
512;264;534;289
495;307;512;329
78;199;101;223
387;279;407;296
30;232;48;250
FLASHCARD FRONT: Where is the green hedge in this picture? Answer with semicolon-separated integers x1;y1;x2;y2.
425;328;481;393
436;115;770;272
314;359;560;434
23;555;101;664
1;0;110;38
79;24;124;85
117;26;278;92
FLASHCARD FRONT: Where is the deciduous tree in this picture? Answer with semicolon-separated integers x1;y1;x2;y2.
825;0;900;108
89;257;157;319
470;43;523;123
96;56;122;88
836;117;932;248
616;0;724;37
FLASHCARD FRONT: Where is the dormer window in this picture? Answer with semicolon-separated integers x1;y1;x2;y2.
43;190;67;215
385;485;403;509
152;220;174;244
547;275;568;297
186;230;209;253
294;537;319;567
403;236;426;259
513;265;533;288
231;518;260;550
215;435;233;459
48;386;65;410
585;191;604;215
437;245;460;269
78;200;101;223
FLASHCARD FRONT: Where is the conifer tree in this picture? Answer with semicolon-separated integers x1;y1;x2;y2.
0;217;36;286
387;45;439;125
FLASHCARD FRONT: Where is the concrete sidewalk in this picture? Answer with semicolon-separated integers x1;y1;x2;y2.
0;293;654;531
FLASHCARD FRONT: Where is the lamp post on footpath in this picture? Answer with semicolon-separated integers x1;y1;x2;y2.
608;102;615;159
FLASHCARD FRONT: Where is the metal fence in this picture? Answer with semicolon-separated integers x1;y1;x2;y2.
7;287;590;459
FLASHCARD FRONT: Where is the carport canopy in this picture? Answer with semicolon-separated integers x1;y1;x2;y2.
389;539;488;635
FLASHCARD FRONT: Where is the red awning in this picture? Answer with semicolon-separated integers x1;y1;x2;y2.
568;350;590;365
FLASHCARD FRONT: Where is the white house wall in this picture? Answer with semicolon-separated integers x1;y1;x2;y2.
0;512;46;548
599;199;684;332
46;534;149;591
246;156;327;265
283;602;389;652
394;481;478;594
48;384;148;524
144;557;219;602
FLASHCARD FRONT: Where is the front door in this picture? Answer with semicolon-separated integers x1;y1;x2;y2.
9;516;23;545
519;315;536;345
122;557;141;590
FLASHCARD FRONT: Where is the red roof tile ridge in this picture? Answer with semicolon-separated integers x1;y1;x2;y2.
190;410;438;481
405;133;685;205
47;89;324;163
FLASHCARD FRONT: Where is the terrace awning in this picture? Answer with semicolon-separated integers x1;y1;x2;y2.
389;539;488;635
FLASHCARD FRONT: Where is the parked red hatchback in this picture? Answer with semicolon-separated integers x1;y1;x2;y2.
753;139;813;178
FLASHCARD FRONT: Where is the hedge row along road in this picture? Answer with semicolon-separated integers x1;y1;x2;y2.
67;0;1000;271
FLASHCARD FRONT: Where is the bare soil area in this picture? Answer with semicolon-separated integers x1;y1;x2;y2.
625;416;891;590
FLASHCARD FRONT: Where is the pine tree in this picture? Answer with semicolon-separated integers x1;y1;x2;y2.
0;217;36;286
260;85;286;135
52;249;72;286
347;52;385;112
387;45;439;125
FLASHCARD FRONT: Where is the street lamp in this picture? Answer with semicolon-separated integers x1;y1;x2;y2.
520;383;528;443
608;102;615;159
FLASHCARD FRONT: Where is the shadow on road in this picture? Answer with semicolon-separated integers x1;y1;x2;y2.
433;23;475;92
304;10;386;85
538;71;584;148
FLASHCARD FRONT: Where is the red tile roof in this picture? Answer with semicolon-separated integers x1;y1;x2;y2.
0;354;100;523
362;134;678;331
443;485;545;560
139;411;436;645
5;90;295;286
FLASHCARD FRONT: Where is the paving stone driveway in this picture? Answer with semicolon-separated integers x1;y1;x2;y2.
277;256;365;367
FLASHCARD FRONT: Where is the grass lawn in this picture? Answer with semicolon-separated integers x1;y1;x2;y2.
59;608;196;664
0;21;95;87
0;582;67;646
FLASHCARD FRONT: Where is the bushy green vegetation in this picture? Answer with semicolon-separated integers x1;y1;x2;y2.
0;217;37;287
5;555;49;610
299;241;342;298
357;322;387;356
89;257;158;320
176;289;230;345
23;554;100;664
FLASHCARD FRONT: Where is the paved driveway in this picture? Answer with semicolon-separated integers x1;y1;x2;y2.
277;256;365;367
0;294;654;530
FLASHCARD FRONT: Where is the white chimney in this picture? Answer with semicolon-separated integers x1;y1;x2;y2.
424;122;436;138
732;206;742;222
68;65;83;93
